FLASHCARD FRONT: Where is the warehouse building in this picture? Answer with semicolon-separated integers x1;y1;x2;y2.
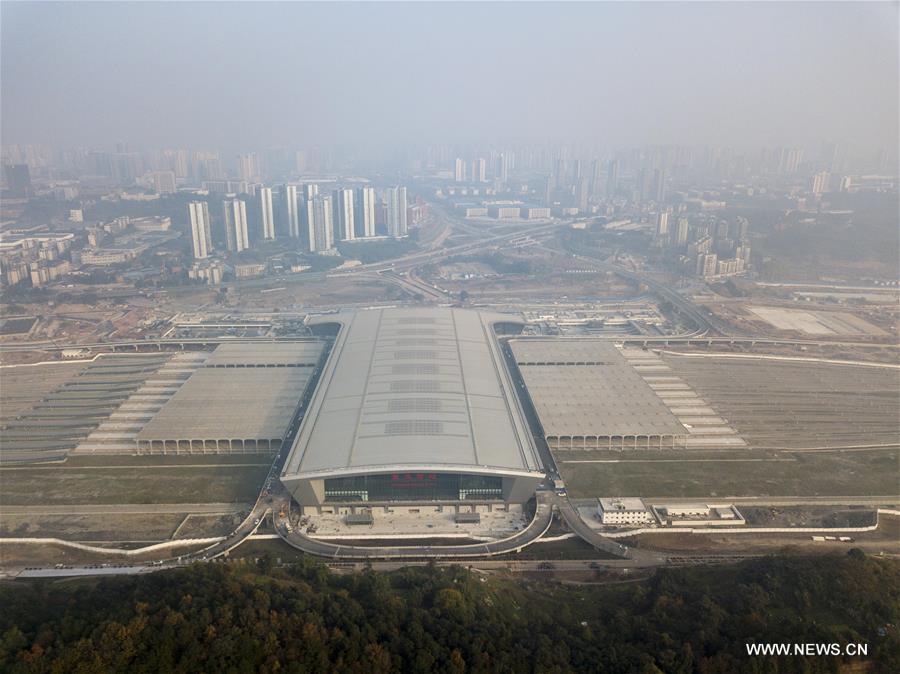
280;308;546;509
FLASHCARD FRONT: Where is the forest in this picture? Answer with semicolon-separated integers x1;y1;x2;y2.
0;552;897;673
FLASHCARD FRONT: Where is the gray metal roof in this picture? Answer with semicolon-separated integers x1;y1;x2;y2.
510;339;688;438
136;368;312;441
136;343;324;441
282;308;544;480
203;342;324;367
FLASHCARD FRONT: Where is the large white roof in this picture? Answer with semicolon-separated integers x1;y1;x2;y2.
282;308;544;480
510;339;688;438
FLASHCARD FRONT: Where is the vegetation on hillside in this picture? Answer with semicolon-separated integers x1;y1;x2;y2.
0;553;897;673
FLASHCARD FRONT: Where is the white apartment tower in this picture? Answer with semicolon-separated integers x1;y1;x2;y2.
675;218;690;246
472;158;486;183
306;195;334;253
355;186;376;238
188;201;212;259
454;158;466;182
656;212;669;237
284;184;301;238
385;186;408;238
238;152;260;182
223;197;249;252
333;188;356;241
259;187;275;240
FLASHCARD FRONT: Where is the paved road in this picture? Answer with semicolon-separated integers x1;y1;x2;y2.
276;493;555;560
548;494;667;565
343;555;762;573
12;565;154;579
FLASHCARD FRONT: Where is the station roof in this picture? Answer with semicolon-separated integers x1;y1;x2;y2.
282;308;544;481
136;343;324;441
510;339;688;439
203;342;324;367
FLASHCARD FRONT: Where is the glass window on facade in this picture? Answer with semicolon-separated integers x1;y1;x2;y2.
323;473;503;502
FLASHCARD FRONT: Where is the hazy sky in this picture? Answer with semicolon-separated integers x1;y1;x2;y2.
2;1;898;151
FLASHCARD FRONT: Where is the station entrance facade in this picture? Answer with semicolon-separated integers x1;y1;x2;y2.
323;472;503;502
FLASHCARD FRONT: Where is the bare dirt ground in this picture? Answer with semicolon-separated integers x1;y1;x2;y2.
0;513;186;541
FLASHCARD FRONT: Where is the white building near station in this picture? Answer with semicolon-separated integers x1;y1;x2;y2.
651;503;746;527
597;498;654;525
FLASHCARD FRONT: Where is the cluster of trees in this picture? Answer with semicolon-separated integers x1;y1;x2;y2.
0;553;896;673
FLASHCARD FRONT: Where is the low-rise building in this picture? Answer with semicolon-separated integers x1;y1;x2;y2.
651;503;746;527
29;259;71;287
234;262;266;279
188;259;226;284
597;497;654;525
79;248;138;265
131;216;172;232
521;206;551;219
489;205;522;219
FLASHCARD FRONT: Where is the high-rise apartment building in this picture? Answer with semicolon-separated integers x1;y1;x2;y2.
675;218;689;246
590;158;603;195
259;187;275;240
284;184;301;238
384;186;408;238
606;160;619;197
554;158;568;189
810;171;830;195
188;201;212;259
3;164;32;197
472;158;486;183
575;178;590;213
223;197;249;252
355;186;376;238
306;195;334;253
497;152;508;184
149;170;176;194
652;168;666;203
697;253;718;278
454;158;466;182
333;188;356;241
239;152;261;181
656;212;669;237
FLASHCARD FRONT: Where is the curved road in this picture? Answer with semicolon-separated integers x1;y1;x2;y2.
275;493;555;560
